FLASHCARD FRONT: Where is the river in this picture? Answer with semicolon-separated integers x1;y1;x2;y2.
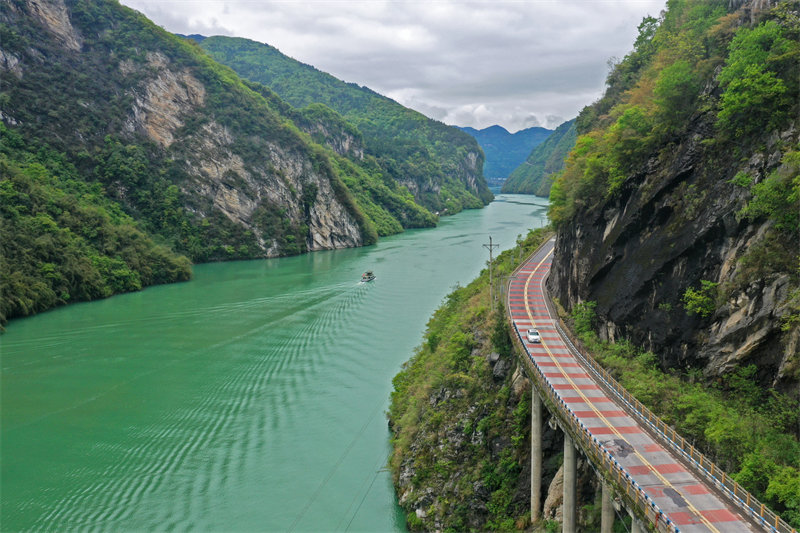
1;194;549;531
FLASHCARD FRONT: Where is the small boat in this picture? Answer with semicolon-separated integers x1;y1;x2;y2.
360;270;376;282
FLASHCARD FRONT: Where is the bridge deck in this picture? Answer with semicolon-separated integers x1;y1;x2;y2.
509;238;760;533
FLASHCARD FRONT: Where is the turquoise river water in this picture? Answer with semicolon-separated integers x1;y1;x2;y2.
1;194;548;531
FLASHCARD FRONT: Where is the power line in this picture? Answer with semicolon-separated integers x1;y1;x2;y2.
483;235;499;303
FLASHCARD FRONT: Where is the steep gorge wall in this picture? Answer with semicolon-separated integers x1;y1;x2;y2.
547;110;799;395
545;0;799;396
0;0;365;259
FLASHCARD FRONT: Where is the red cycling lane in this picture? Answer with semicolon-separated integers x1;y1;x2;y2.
508;238;758;533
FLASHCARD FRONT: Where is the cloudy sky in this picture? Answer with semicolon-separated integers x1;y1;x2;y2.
120;0;666;132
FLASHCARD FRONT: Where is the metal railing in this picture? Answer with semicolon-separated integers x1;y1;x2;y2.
504;239;796;533
553;318;796;533
509;321;681;532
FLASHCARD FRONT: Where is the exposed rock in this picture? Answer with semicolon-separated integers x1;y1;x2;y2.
548;115;799;394
542;464;564;522
510;365;530;398
126;53;206;148
303;122;364;160
25;0;82;51
492;357;511;380
0;49;22;78
116;53;363;257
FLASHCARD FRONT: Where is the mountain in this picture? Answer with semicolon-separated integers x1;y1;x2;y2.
0;0;461;323
197;35;493;215
458;125;552;180
389;1;800;531
501;119;577;196
548;0;799;395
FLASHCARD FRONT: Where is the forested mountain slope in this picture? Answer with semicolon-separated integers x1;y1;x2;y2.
501;119;577;196
198;35;493;215
458;125;552;179
0;0;447;323
547;0;799;395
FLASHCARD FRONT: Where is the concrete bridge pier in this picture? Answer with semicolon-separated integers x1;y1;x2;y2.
531;390;543;523
628;508;644;533
563;433;577;533
600;481;614;533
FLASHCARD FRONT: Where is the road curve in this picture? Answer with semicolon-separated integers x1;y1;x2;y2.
508;238;760;533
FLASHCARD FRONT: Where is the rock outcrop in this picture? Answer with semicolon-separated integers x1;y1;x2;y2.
2;0;365;261
24;0;82;51
548;113;799;394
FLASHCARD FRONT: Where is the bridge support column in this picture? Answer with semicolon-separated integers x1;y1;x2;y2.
628;508;644;533
600;482;614;533
531;390;542;523
563;434;577;533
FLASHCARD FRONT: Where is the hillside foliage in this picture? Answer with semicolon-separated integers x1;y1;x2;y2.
389;228;551;531
199;35;493;214
569;301;800;527
0;124;191;325
549;0;799;226
501;119;577;196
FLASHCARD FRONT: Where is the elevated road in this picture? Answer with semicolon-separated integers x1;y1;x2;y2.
507;237;778;532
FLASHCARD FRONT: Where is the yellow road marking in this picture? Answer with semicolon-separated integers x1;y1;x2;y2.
518;244;721;533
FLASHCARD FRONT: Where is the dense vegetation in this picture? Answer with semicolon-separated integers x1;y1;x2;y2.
0;124;191;325
549;1;799;226
567;301;800;527
3;0;388;256
501;119;576;196
0;0;483;323
389;228;552;531
458;125;552;179
198;36;494;214
546;0;799;385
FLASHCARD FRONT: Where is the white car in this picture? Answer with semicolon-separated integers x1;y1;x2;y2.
527;328;541;343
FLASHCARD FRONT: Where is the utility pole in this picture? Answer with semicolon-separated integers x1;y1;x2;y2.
483;236;499;303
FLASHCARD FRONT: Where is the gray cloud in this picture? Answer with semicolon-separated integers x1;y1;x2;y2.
121;0;665;131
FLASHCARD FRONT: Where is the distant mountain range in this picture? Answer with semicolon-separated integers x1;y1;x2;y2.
458;125;552;180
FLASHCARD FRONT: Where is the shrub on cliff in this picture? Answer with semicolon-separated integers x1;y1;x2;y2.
388;228;551;531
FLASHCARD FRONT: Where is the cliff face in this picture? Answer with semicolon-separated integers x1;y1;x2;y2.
1;0;365;260
548;109;799;394
198;35;493;214
546;0;799;396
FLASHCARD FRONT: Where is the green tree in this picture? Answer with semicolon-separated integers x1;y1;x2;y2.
682;280;719;317
654;59;702;130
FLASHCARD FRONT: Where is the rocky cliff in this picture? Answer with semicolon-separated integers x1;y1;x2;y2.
1;0;370;262
549;119;799;393
197;35;493;215
546;1;799;395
